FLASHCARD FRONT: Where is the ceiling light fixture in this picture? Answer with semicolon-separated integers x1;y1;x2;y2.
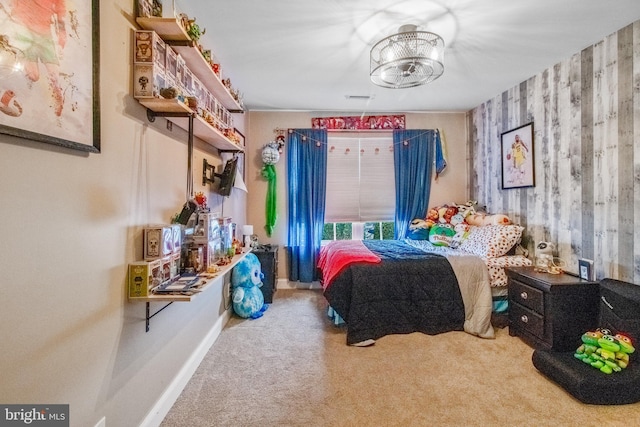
370;24;444;89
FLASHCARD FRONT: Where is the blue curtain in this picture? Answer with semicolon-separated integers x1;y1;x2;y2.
393;129;442;239
287;129;327;282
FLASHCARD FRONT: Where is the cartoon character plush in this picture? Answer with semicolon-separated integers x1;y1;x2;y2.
407;218;430;240
426;207;439;223
450;213;465;226
574;328;635;374
455;200;477;219
230;253;268;319
442;206;459;223
466;213;511;226
450;222;471;248
429;223;456;246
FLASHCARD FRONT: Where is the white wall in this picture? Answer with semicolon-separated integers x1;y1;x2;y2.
0;2;245;426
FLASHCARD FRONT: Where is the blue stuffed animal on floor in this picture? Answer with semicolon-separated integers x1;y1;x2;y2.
231;253;268;319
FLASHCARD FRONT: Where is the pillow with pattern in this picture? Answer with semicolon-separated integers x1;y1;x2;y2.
458;224;524;258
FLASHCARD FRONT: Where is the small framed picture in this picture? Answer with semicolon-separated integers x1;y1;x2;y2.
234;128;245;148
578;259;594;281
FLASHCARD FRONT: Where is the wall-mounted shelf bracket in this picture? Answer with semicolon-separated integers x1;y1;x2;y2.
146;108;193;122
146;301;174;332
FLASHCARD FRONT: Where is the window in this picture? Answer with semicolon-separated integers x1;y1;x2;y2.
323;133;396;242
322;221;395;241
322;222;352;240
324;133;395;221
364;221;395;240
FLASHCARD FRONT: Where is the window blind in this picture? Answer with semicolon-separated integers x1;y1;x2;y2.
324;133;395;222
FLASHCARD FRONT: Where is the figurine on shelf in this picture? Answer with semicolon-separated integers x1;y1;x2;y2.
151;0;162;17
186;18;205;42
178;13;189;30
159;86;179;99
194;192;207;210
233;238;242;254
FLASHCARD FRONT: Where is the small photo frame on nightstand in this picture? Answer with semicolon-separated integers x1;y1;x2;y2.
578;258;594;281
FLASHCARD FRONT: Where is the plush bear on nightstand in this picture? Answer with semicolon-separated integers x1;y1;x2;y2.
231;253;268;319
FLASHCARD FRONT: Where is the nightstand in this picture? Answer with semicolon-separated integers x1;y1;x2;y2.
506;267;599;351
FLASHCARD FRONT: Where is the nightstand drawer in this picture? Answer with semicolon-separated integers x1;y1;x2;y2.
510;302;544;338
510;280;544;313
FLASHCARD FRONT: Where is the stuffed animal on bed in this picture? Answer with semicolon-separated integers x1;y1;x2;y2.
466;212;511;226
429;223;456;246
574;328;635;374
231;253;268;319
407;218;431;240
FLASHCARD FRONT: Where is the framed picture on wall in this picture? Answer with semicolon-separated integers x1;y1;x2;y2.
501;122;535;189
0;1;100;153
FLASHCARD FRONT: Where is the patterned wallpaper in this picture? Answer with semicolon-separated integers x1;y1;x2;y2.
467;20;639;283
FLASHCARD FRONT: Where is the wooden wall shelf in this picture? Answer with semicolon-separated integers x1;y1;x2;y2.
136;16;244;113
143;105;243;152
133;250;252;332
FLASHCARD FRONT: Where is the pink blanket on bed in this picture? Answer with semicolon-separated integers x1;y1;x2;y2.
318;240;381;289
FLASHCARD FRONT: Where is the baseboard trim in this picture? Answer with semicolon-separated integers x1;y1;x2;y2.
278;278;293;289
139;309;232;427
278;279;322;290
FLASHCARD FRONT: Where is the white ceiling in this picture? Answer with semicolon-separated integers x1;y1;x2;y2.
177;0;640;113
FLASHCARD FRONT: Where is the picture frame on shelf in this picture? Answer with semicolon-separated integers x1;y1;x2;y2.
0;1;100;153
578;258;594;281
234;128;245;148
501;122;535;189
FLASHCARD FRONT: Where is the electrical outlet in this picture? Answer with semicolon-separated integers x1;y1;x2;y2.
226;282;233;299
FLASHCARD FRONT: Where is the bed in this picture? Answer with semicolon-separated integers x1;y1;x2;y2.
318;224;532;345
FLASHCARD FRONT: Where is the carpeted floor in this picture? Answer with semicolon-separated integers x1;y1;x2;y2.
160;289;640;427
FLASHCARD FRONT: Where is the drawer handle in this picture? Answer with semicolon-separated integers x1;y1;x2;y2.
520;315;529;323
520;291;528;300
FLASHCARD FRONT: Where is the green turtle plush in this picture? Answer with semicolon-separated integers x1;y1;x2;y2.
574;328;635;374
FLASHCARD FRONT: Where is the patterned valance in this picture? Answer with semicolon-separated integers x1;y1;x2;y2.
311;115;405;130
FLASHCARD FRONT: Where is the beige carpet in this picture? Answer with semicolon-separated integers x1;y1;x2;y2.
161;289;640;427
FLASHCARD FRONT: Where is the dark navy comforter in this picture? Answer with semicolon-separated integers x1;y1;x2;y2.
323;240;465;345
